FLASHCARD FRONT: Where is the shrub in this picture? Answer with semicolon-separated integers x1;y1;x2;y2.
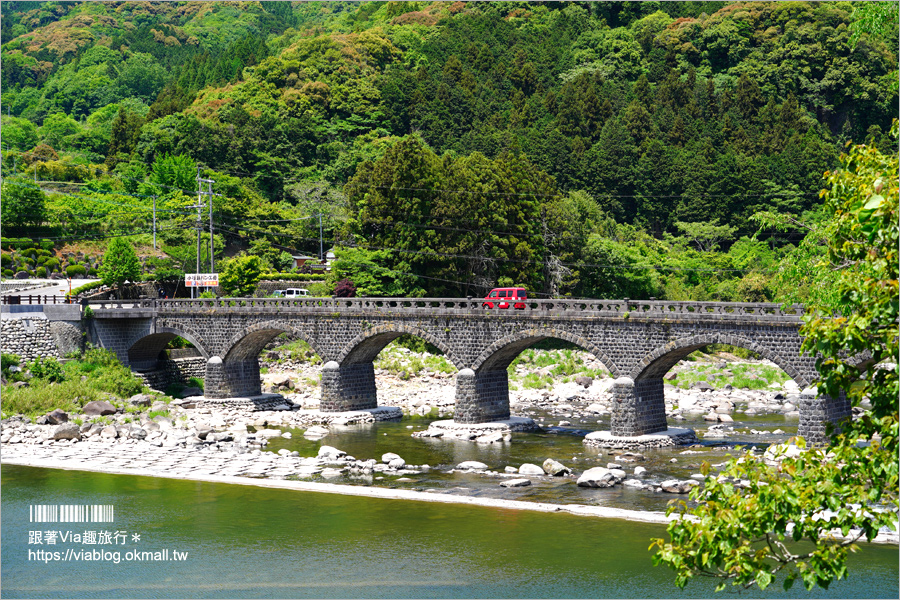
72;280;103;296
28;357;64;383
66;264;87;277
1;353;21;379
2;269;13;277
35;266;47;277
334;278;356;297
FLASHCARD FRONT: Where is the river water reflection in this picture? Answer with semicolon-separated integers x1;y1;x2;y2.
2;464;897;599
259;410;799;512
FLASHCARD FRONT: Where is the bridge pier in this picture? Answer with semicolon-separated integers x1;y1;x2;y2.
798;387;851;446
320;361;378;412
204;356;262;398
454;368;511;424
610;377;667;437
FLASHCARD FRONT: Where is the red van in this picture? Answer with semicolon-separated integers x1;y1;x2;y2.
483;287;527;309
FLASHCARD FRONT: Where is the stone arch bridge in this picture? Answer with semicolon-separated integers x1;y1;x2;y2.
86;297;851;444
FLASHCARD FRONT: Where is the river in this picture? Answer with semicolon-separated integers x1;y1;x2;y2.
3;461;898;599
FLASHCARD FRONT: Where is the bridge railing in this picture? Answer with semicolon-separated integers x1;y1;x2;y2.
85;297;805;320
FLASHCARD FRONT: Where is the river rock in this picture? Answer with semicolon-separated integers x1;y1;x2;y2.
500;478;532;488
52;422;82;441
518;463;544;476
634;466;648;476
475;431;505;444
128;394;154;407
574;375;593;388
542;458;571;476
388;457;406;469
128;427;147;440
100;425;118;439
269;374;294;390
317;445;346;459
382;452;403;463
576;467;621;488
457;461;488;471
82;400;117;416
304;426;329;438
255;428;282;439
45;409;69;424
660;479;697;494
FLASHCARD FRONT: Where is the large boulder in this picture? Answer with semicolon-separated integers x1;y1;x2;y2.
52;422;82;441
82;400;117;416
128;394;154;407
660;479;697;494
500;478;532;488
180;386;203;398
518;463;545;476
457;460;489;471
317;445;346;459
46;409;69;424
303;426;329;438
269;374;294;390
574;375;593;389
577;467;623;488
542;458;571;476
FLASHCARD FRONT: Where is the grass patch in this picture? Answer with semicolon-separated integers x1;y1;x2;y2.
673;362;791;391
0;348;146;418
522;373;555;389
265;337;322;365
148;409;170;420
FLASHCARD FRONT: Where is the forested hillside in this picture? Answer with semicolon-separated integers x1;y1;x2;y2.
1;1;897;300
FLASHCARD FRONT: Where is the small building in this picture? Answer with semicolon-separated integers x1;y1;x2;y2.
291;254;317;270
292;251;336;272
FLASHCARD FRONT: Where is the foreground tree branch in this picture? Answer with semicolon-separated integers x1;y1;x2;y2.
652;122;899;592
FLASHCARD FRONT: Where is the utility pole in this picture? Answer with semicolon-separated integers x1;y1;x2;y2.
152;195;157;250
198;177;216;273
190;168;205;299
318;212;324;262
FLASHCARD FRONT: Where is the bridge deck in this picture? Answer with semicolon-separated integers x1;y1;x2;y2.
87;297;805;323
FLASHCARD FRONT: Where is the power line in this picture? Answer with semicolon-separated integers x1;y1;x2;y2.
215;222;777;274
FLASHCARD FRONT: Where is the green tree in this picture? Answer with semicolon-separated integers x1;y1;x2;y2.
1;116;39;151
218;254;263;297
674;220;738;253
99;238;142;299
652;125;899;591
328;247;423;297
0;178;46;230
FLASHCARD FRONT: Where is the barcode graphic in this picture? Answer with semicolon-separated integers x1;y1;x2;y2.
29;505;114;523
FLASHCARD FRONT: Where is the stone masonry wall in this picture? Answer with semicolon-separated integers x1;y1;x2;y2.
139;357;206;391
320;361;377;411
1;319;59;362
455;369;511;424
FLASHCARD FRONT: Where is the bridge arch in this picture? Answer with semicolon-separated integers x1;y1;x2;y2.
627;333;809;386
336;324;462;369
471;328;620;376
221;320;326;362
127;324;209;371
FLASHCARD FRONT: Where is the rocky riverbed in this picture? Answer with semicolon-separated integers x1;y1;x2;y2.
2;348;853;505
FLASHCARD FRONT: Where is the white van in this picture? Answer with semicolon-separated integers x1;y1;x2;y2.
284;288;309;298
